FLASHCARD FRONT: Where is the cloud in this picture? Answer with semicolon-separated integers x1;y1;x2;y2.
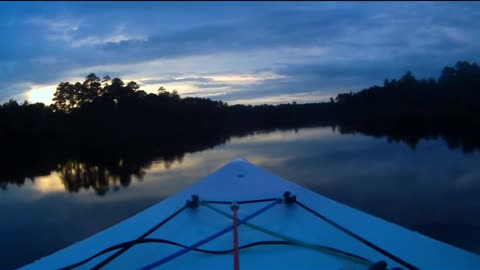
141;77;213;85
71;25;147;47
72;34;146;47
25;16;82;42
227;91;336;105
0;2;479;104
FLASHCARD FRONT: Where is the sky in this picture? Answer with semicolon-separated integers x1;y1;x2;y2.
0;1;479;105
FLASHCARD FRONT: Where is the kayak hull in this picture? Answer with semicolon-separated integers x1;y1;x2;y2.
21;158;480;270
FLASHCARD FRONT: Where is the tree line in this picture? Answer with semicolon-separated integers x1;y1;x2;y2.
2;60;479;147
331;60;480;152
0;73;335;151
333;61;480;127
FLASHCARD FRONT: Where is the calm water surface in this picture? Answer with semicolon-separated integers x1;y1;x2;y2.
1;126;480;269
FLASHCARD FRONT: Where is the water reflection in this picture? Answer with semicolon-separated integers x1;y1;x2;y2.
26;157;189;195
32;173;64;193
58;160;142;195
2;125;480;195
337;124;480;153
0;135;218;195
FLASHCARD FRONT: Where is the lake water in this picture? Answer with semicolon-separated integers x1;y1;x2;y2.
1;126;480;269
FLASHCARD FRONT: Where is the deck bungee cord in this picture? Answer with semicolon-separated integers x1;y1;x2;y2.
293;196;420;270
55;238;375;270
88;204;189;270
56;192;415;270
137;199;282;270
203;193;416;270
201;199;374;267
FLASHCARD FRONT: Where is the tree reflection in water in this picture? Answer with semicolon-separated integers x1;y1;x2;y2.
2;124;480;195
0;128;234;194
57;160;141;195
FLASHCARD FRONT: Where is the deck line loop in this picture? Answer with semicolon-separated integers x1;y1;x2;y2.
86;204;189;270
53;238;376;269
137;199;281;270
202;200;373;266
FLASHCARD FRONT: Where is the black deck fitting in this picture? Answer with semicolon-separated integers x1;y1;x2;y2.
283;191;297;205
368;261;388;270
186;194;200;208
230;202;239;210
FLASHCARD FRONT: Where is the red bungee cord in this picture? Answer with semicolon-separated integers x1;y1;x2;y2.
231;203;240;270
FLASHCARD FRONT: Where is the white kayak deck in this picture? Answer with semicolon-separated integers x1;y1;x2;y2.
21;158;480;270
